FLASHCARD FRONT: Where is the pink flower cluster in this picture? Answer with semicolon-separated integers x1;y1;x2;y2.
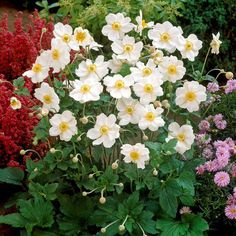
225;188;236;219
225;80;236;94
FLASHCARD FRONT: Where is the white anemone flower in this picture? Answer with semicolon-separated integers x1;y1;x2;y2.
23;51;49;83
69;79;103;103
135;10;154;35
102;13;134;41
177;34;202;61
166;122;195;154
210;32;222;55
103;74;133;99
121;143;150;169
116;98;143;125
175;81;207;112
138;104;165;131
158;56;186;83
148;21;183;53
108;54;123;73
49;110;77;141
87;113;120;148
34;82;60;113
111;35;143;63
75;55;108;81
10;97;21;110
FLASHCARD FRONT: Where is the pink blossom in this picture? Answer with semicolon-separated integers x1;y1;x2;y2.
198;120;210;132
225;205;236;219
207;82;219;93
202;147;213;159
214;171;230;187
225;79;236;94
196;165;205;175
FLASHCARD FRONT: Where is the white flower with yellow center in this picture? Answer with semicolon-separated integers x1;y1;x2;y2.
69;79;103;103
121;143;150;169
158;56;186;83
34;82;60;112
75;55;108;81
166;122;195;154
23;51;49;83
116;98;143;125
108;54;123;73
111;35;143;63
49;110;77;142
133;77;163;104
177;34;202;61
87;113;120;148
102;13;134;41
10;97;21;110
53;22;73;49
103;74;133;99
175;81;207;112
148;21;183;53
130;59;163;82
69;27;92;50
48;38;70;73
138;104;165;131
210;32;222;55
135;10;154;35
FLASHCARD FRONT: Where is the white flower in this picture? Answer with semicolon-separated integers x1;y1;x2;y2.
138;104;165;131
102;13;134;41
69;27;93;50
135;10;154;35
133;77;163;104
87;113;120;148
116;98;143;125
111;35;143;63
48;38;70;73
34;82;60;112
130;58;163;82
69;79;103;103
23;51;49;83
166;122;195;154
10;97;21;110
158;56;186;83
88;38;103;51
108;54;123;73
121;143;150;169
177;34;202;61
151;49;164;65
49;110;77;141
148;21;183;53
175;81;207;112
210;32;222;55
53;22;73;49
75;55;108;81
103;74;133;99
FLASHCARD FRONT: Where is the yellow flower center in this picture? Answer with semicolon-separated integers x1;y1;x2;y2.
142;67;152;77
145;112;155;121
167;65;177;75
160;32;170;42
80;84;90;94
185;91;196;102
76;31;86;42
112;22;121;31
115;80;124;89
62;34;71;43
10;99;18;107
144;84;153;93
142;19;148;28
185;40;193;51
123;44;133;53
32;63;42;73
59;122;69;132
100;125;109;135
177;133;186;142
87;64;97;73
52;49;60;60
43;95;52;104
126;106;134;115
130;151;140;161
230;208;236;214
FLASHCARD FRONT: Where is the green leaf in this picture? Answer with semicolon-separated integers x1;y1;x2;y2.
34;116;50;141
139;211;157;234
162;139;177;154
177;171;195;195
13;77;25;87
119;63;131;76
0;167;24;185
0;213;26;227
15;87;30;96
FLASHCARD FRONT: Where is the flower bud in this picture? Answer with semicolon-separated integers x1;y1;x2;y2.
82;191;87;196
162;99;170;109
118;183;124;188
32;139;38;146
226;72;234;80
119;224;125;231
50;148;56;154
88;173;94;179
99;196;106;204
153;100;162;108
72;156;79;163
69;154;74;158
153;168;158;176
20;150;26;155
143;134;148;141
101;228;106;233
36;113;43;119
80;116;88;124
41;108;49;116
34;167;38;172
77;136;81;141
112;162;118;170
42;27;47;33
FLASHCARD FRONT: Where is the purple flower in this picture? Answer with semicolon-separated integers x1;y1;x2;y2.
196;164;205;175
225;205;236;219
202;147;214;159
213;114;223;123
225;79;236;94
214;171;230;187
216;147;231;159
207;82;219;93
215;120;227;130
198;120;210;132
205;160;219;172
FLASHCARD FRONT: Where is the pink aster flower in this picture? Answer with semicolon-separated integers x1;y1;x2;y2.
225;80;236;94
202;147;213;159
216;147;230;159
231;165;236;178
225;205;236;219
214;171;230;187
207;82;219;93
198;120;210;132
215;120;227;130
205;160;219;172
196;164;205;175
179;206;192;214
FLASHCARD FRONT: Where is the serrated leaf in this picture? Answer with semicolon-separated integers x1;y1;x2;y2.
0;213;26;227
13;77;25;87
0;167;24;185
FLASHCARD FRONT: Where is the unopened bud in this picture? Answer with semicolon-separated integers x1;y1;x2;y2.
82;191;87;196
88;173;94;179
101;228;106;233
50;148;56;154
119;224;125;231
162;99;170;109
118;183;124;188
77;136;81;141
42;27;47;33
32;139;38;146
143;134;148;141
72;156;79;163
41;108;49;116
112;162;118;170
153;169;158;176
69;154;74;158
99;196;106;204
226;71;234;80
166;93;171;98
20;150;26;155
34;167;38;172
36;113;43;119
29;113;34;118
80;116;88;124
153;100;162;108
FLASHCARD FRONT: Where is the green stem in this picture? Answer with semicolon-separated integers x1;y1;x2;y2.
201;47;211;75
